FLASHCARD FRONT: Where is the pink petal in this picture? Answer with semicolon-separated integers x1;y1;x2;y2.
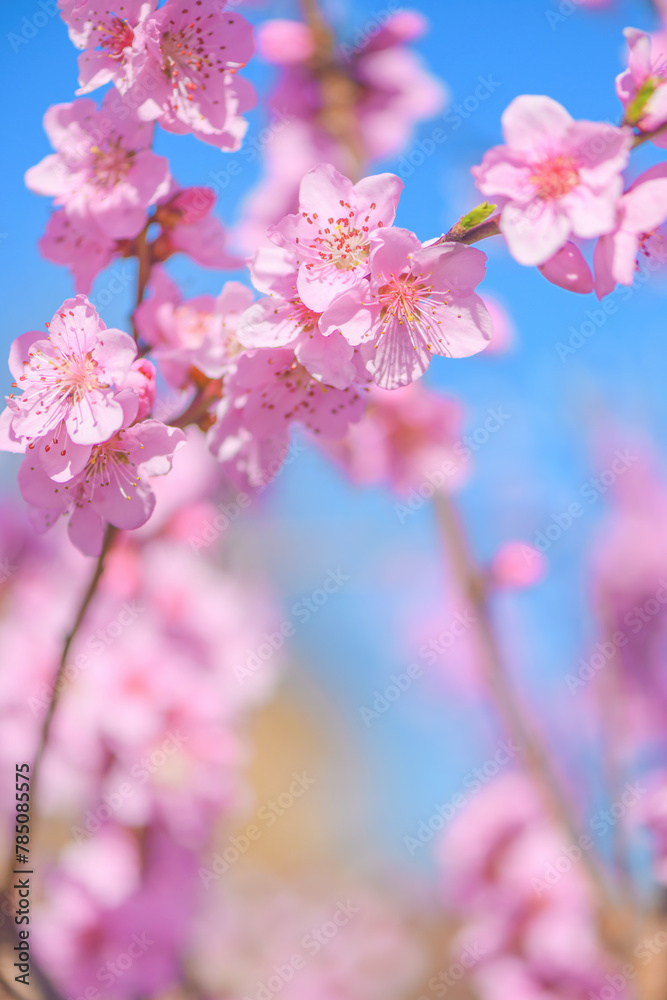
501;95;573;152
538;241;593;294
500;200;571;266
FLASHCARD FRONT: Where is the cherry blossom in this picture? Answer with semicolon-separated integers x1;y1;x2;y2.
472;95;633;266
19;406;185;556
61;0;157;96
39;209;118;294
320;228;492;389
237;247;359;389
594;164;667;298
617;28;667;144
268;163;404;311
134;268;253;388
152;185;241;270
132;0;256;150
2;296;136;451
26;94;171;240
538;240;594;294
207;348;366;488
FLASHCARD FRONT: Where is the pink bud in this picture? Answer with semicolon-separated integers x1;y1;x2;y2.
490;541;546;588
123;359;157;421
257;20;316;64
538;241;593;294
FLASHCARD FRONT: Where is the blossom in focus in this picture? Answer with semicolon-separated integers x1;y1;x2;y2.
19;405;185;555
2;296;137;456
472;95;632;266
134;267;253;389
237;247;359;390
593;164;667;298
132;0;256;150
61;0;157;96
268;163;404;312
325;381;468;494
320;228;492;389
616;28;667;144
26;94;171;240
207;348;366;489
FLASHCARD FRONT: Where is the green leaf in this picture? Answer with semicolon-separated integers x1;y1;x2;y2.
458;202;497;230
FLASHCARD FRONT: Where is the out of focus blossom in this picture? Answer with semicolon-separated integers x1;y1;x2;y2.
538;241;594;294
26;94;171;240
617;28;667;142
594;164;667;298
472;95;632;266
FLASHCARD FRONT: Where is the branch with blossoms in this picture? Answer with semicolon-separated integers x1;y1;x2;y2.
5;2;667;999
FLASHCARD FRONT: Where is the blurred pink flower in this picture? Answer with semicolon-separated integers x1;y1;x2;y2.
594;164;667;298
617;28;667;142
39;209;118;294
26;94;171;240
538;241;594;294
472;95;632;266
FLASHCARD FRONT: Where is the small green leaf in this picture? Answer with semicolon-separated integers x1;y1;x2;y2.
458;202;497;230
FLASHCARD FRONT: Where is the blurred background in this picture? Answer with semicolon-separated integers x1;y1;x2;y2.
2;1;667;998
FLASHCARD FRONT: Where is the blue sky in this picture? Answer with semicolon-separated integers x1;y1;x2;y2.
1;0;665;870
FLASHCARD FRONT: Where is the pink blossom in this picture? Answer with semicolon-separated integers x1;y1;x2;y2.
19;407;185;555
489;542;546;589
538;241;594;294
39;209;118;294
617;28;667;144
118;358;157;420
153;185;241;270
3;296;136;453
324;381;468;494
480;295;516;354
593;164;667;298
62;0;157;96
134;268;253;388
256;20;315;64
320;228;492;389
208;348;366;489
472;95;632;266
268;163;404;311
238;247;358;389
132;0;256;150
26;94;171;240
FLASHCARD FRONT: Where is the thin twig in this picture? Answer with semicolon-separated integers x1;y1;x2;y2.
434;492;615;909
